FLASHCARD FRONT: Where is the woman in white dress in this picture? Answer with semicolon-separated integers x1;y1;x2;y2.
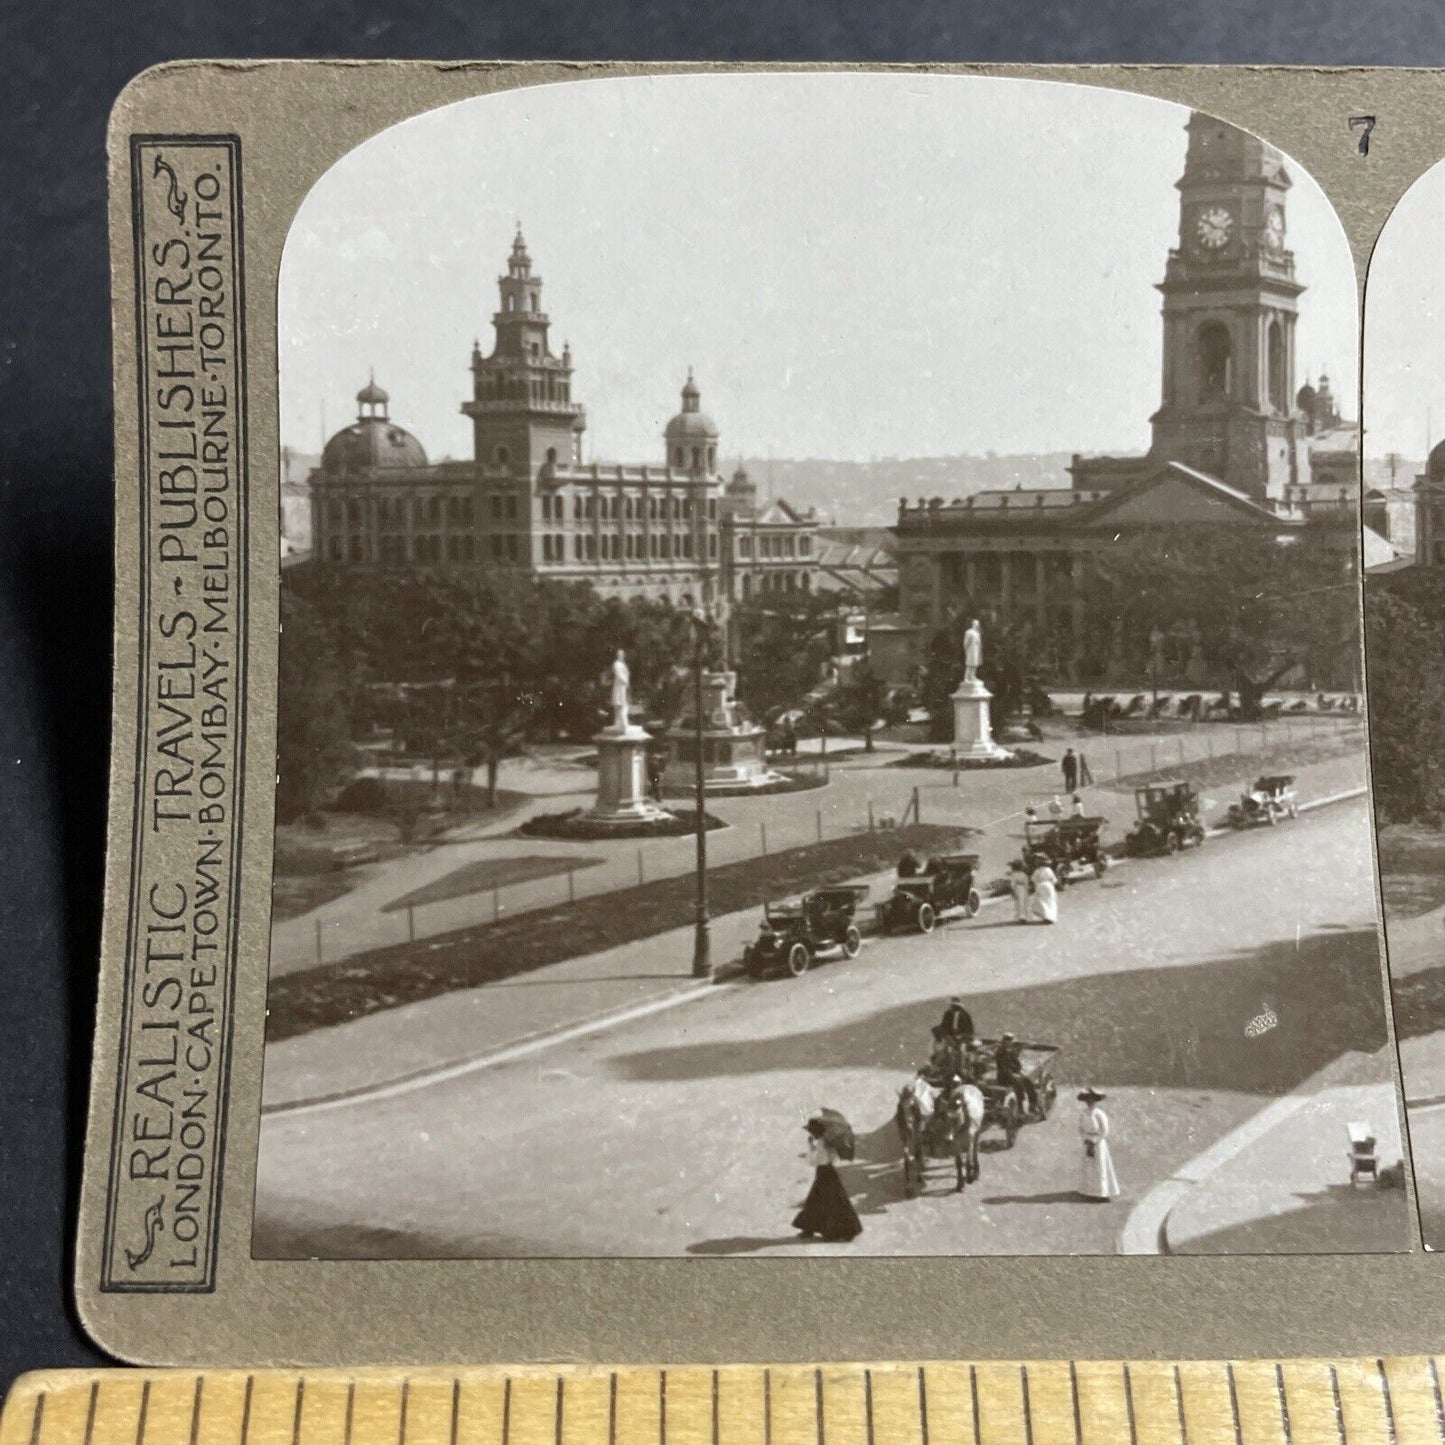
1029;860;1059;924
1008;859;1031;923
1076;1087;1120;1200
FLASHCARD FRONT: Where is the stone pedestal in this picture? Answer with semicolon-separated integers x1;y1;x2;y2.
666;670;782;794
587;724;673;828
951;677;1014;761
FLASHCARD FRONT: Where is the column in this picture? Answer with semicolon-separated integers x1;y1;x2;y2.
1033;551;1048;630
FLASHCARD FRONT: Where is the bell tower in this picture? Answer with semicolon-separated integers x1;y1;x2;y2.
462;228;587;474
1149;112;1312;507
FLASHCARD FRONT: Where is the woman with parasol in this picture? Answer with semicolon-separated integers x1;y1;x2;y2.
793;1109;863;1242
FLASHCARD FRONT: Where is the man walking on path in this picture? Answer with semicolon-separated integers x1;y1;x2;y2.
1062;748;1078;793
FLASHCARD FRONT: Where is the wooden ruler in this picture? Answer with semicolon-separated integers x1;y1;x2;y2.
4;1361;1445;1445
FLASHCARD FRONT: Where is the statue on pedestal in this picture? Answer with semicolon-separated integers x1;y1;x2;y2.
963;618;983;685
605;649;632;732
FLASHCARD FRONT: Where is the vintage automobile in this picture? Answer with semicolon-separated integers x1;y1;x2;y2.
1125;781;1207;856
877;853;982;934
742;884;869;978
1224;773;1300;829
1022;816;1111;885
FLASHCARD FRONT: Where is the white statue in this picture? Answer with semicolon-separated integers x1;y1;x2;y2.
605;649;631;731
963;618;983;684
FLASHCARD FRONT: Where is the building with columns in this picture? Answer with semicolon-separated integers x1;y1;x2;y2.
894;111;1361;675
307;230;815;609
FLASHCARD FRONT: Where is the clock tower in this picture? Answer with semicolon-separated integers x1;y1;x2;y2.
1149;112;1312;507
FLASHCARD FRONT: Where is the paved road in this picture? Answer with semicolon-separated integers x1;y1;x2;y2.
254;798;1396;1259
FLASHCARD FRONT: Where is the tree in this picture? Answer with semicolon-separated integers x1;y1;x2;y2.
274;589;357;822
731;591;840;719
1365;578;1445;824
1081;520;1358;718
833;657;886;751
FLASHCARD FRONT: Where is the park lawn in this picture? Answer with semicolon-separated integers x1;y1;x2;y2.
1105;729;1363;794
265;823;972;1042
382;853;603;912
270;785;531;922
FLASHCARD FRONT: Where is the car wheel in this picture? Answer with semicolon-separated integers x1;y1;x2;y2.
964;889;981;918
785;942;811;977
916;902;936;933
842;925;862;959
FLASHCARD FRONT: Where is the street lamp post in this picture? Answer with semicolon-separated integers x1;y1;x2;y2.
691;609;712;979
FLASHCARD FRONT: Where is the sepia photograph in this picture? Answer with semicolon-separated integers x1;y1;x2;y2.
1359;152;1445;1251
252;72;1407;1260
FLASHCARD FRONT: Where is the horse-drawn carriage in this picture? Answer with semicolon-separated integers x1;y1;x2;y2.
969;1037;1060;1147
742;885;868;978
1023;816;1110;886
877;853;982;934
1124;781;1206;856
1224;774;1299;829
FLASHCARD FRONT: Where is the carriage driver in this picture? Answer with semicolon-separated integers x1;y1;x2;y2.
995;1032;1039;1117
938;996;976;1044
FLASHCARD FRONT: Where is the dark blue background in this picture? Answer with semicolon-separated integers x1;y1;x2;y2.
2;0;1443;1389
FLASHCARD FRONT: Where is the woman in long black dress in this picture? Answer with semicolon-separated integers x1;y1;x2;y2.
793;1116;863;1242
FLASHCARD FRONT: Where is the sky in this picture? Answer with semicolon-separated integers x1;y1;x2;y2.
280;72;1358;467
1363;155;1445;463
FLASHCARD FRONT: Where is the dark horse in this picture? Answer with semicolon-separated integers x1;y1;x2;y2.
895;1075;984;1196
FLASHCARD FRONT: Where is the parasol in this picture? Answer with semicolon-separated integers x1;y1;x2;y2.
807;1108;856;1161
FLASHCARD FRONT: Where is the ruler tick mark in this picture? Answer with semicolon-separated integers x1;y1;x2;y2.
814;1370;824;1445
1226;1365;1242;1445
863;1370;874;1445
916;1367;928;1445
608;1375;617;1445
28;1392;45;1445
1328;1365;1346;1444
1069;1362;1082;1445
659;1371;666;1445
1174;1365;1187;1445
291;1378;305;1445
343;1385;354;1445
554;1378;563;1445
1430;1357;1445;1443
135;1382;150;1445
1377;1360;1398;1445
969;1366;980;1445
1123;1364;1138;1445
1276;1364;1292;1444
400;1381;410;1445
189;1378;204;1445
1020;1367;1034;1445
503;1380;512;1445
83;1383;98;1445
763;1369;772;1445
711;1371;718;1445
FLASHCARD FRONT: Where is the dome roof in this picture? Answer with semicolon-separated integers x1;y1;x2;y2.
664;367;719;442
1429;437;1445;481
322;416;428;474
356;377;389;407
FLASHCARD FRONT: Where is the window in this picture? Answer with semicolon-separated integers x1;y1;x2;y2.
586;536;596;560
674;447;684;468
691;447;701;469
740;537;752;558
1198;321;1233;400
800;535;810;555
543;536;553;561
347;500;362;527
801;571;810;591
506;535;518;562
1267;318;1286;411
545;445;557;464
709;534;718;559
327;499;343;526
708;499;717;520
683;535;694;558
707;446;716;469
490;495;503;520
505;495;517;520
495;445;510;466
574;495;582;520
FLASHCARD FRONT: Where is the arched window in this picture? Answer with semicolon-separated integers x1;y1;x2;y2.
707;446;716;469
1267;319;1286;412
691;447;701;469
1198;322;1233;400
674;447;684;468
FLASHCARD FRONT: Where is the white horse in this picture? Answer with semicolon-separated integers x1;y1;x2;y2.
896;1073;985;1195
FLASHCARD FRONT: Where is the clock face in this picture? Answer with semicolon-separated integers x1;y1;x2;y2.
1194;206;1234;251
1263;204;1286;252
